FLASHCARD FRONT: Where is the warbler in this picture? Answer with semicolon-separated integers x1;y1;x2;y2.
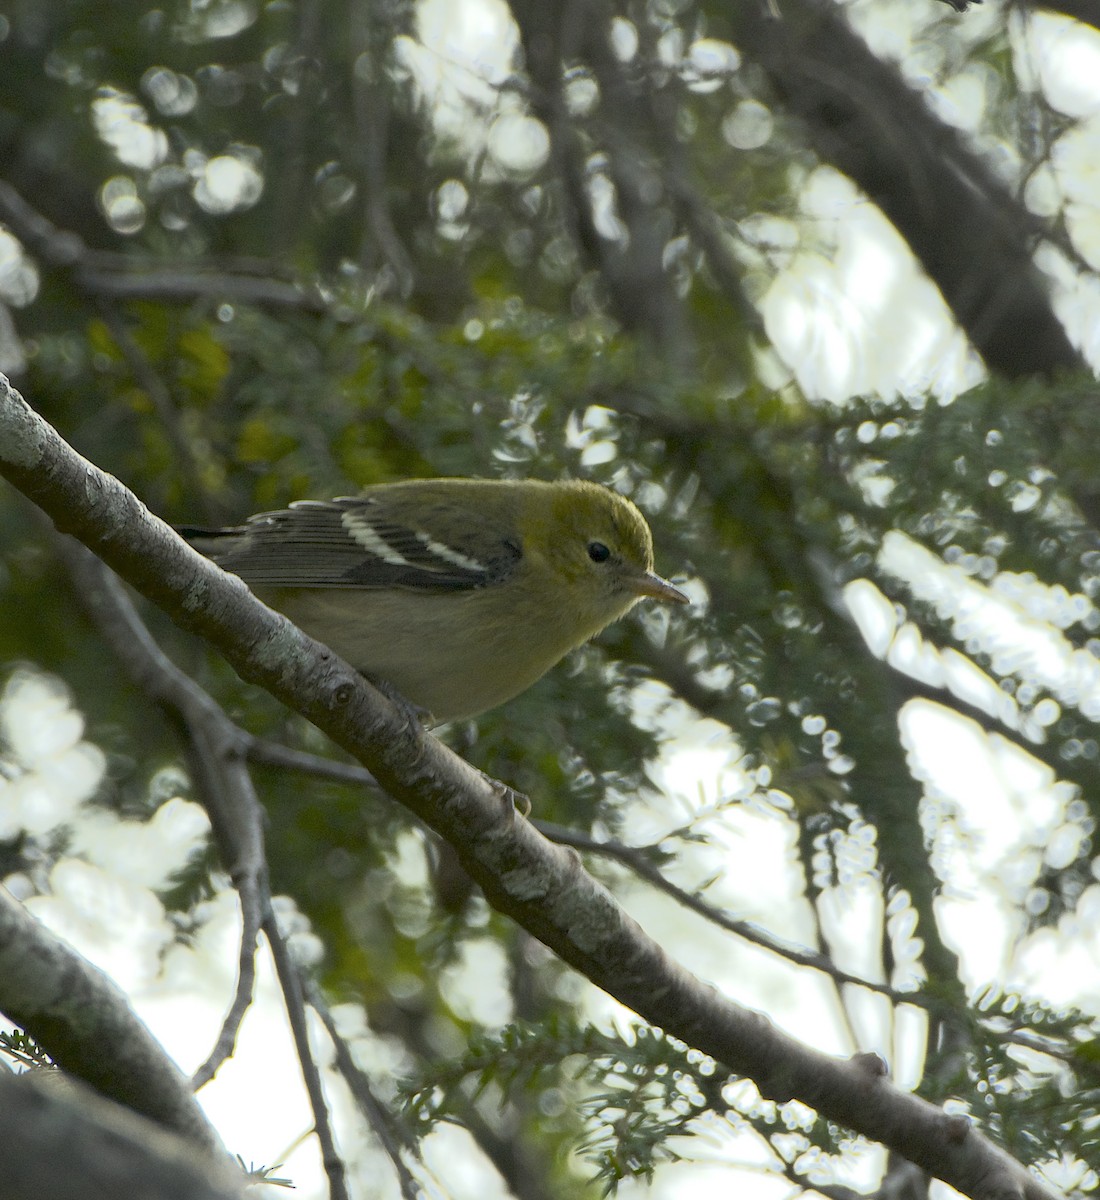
181;478;688;724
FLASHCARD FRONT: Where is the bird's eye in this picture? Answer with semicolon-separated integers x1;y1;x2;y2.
587;541;611;563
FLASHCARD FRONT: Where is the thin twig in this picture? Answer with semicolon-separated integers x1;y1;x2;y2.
55;538;269;1088
79;265;326;310
94;300;219;524
244;728;1079;1040
54;533;368;1192
263;910;350;1200
534;819;913;994
246;737;382;790
0;180;324;311
233;733;1098;1073
350;0;415;297
190;880;264;1091
306;982;424;1200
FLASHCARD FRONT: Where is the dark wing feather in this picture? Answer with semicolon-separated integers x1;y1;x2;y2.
181;496;523;590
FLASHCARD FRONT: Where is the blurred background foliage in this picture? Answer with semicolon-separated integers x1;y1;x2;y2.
2;0;1100;1195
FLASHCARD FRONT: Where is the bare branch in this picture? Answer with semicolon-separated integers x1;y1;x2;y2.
55;540;267;1092
0;375;1062;1200
92;301;220;524
244;743;1066;1062
0;180;325;312
0;885;222;1154
350;0;416;297
307;982;426;1200
189;900;263;1092
246;736;383;789
263;910;351;1200
54;540;350;1197
0;1071;246;1200
721;0;1081;379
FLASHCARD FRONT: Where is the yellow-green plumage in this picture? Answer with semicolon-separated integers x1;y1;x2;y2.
183;478;687;723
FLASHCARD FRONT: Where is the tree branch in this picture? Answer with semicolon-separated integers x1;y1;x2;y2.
55;538;267;1093
263;909;351;1200
719;0;1082;379
0;180;325;312
0;1071;245;1200
0;374;1062;1200
0;885;222;1154
54;540;349;1200
307;980;425;1200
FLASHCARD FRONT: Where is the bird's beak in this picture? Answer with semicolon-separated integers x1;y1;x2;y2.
631;570;690;605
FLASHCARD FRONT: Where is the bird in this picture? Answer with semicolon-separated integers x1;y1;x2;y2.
180;477;689;724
